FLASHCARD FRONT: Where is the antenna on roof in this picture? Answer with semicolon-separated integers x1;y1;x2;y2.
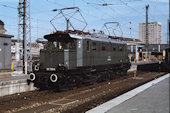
50;7;87;32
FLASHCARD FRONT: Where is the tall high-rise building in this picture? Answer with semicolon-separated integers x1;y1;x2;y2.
139;22;162;44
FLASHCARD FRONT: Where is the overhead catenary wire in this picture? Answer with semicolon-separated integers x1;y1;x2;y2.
0;4;17;9
81;0;147;38
46;0;66;7
81;0;116;19
0;0;168;42
0;0;138;39
119;0;146;17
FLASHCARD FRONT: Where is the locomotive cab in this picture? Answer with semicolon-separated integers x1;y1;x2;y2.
39;33;77;71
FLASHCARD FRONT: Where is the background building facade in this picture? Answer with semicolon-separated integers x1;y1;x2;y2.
0;20;13;71
139;22;162;44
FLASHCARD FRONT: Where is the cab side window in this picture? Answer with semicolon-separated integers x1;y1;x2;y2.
87;41;91;52
92;42;97;51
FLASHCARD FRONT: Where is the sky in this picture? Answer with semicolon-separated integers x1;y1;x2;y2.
0;0;169;43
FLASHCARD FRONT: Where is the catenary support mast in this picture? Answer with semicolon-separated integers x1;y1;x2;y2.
18;0;32;74
145;5;149;51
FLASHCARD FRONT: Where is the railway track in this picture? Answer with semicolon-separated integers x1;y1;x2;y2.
0;71;167;113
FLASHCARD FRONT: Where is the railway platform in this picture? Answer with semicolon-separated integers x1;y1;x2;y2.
131;61;159;65
0;71;36;97
86;73;170;113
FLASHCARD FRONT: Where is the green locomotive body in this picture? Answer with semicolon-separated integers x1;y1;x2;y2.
29;32;130;89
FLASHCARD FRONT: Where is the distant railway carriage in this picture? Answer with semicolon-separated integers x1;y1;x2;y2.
164;48;170;65
162;48;170;72
28;31;130;89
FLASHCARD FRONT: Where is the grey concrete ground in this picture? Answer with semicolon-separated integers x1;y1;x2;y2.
0;72;35;97
0;71;28;82
0;75;28;82
107;76;169;113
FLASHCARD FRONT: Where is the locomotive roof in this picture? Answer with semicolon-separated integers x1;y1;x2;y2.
69;33;126;44
44;32;126;44
44;33;73;43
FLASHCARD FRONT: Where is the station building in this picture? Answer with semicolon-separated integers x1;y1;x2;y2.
0;20;14;72
112;36;169;63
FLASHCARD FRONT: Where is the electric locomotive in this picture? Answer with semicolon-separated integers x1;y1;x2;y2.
28;31;130;89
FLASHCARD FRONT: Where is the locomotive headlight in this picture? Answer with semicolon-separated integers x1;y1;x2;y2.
50;74;58;82
34;65;39;71
29;73;35;81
